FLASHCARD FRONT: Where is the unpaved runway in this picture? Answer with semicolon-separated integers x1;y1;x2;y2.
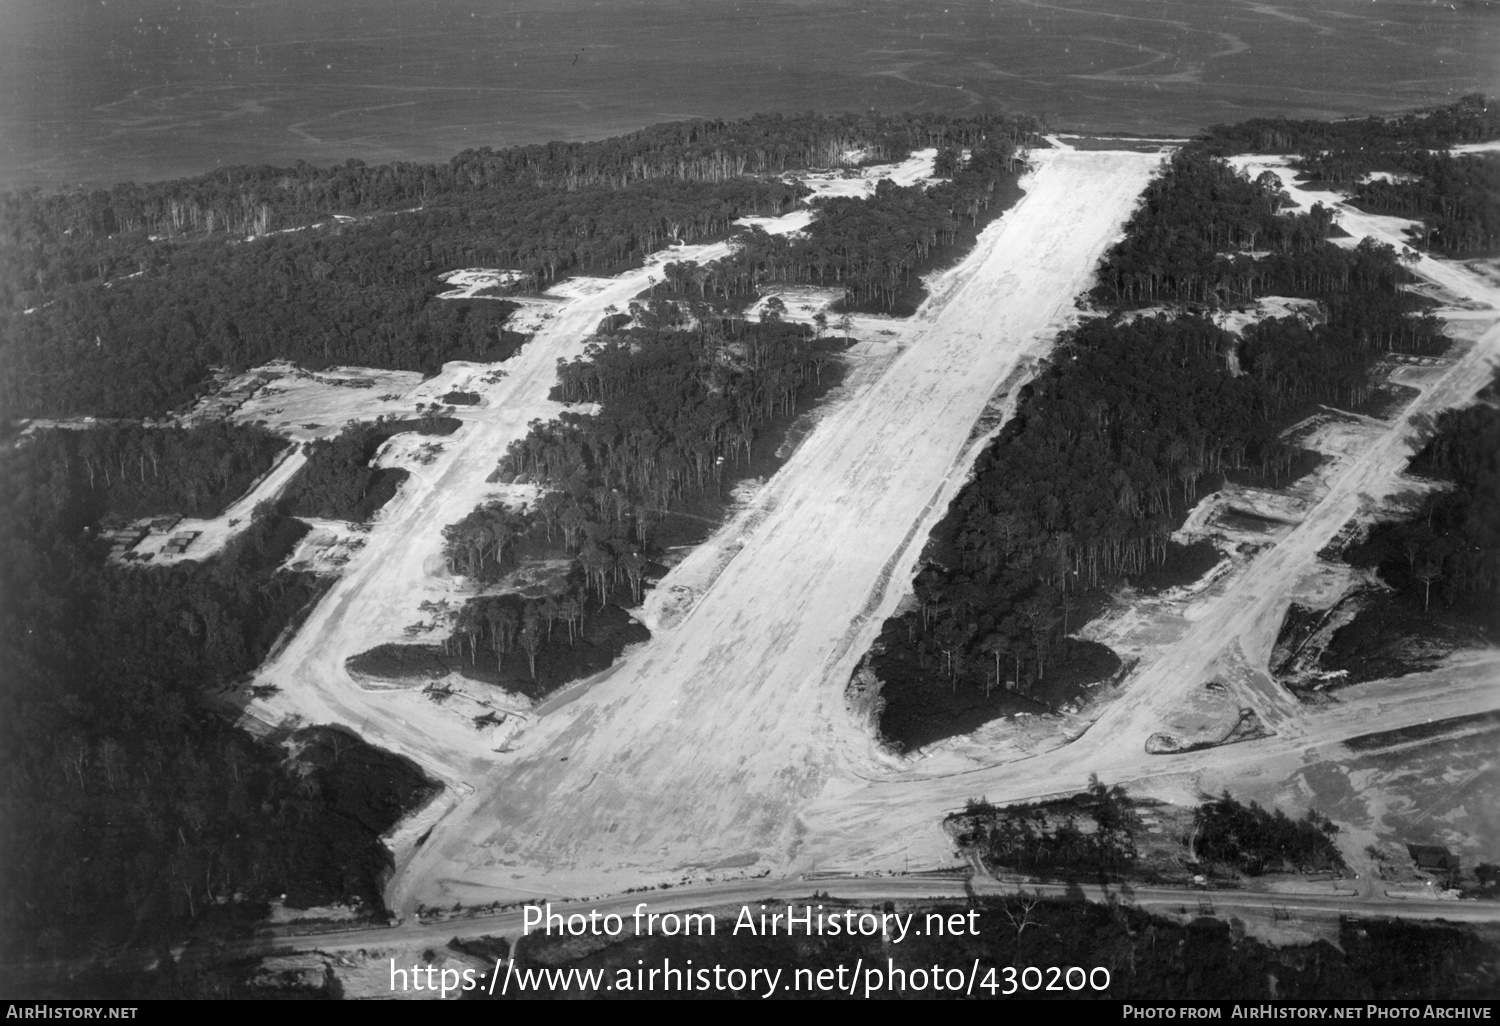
393;147;1168;909
795;191;1500;873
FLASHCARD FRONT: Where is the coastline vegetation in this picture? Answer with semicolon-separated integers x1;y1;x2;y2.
0;113;1040;422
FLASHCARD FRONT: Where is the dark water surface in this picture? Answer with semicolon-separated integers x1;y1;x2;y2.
3;0;1497;190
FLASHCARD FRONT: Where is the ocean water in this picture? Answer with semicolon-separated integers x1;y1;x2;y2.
2;0;1497;190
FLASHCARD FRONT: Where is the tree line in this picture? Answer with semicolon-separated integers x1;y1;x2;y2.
1088;149;1342;307
13;422;285;525
464;318;837;566
1194;793;1343;875
3;111;1042;268
1346;391;1500;619
2;111;1043;313
1193;97;1500;258
284;415;460;522
1196;94;1499;155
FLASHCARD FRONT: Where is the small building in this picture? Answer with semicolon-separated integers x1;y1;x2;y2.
163;530;201;555
1407;844;1459;874
101;526;148;556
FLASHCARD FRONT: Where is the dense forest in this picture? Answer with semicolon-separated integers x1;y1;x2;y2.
453;318;840;576
1194;793;1344;876
1;111;1040;421
2;262;527;420
284;415;460;522
0;425;435;964
867;148;1449;749
1349;153;1500;257
1359;395;1500;619
12;422;285;522
1197;93;1500;155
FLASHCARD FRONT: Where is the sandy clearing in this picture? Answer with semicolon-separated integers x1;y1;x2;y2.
1214;295;1321;335
390;146;1168;910
741;285;845;325
1450;141;1500;156
801;650;1500;877
124;443;307;566
495;296;565;336
436;268;527;299
202;362;429;443
792;148;941;203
